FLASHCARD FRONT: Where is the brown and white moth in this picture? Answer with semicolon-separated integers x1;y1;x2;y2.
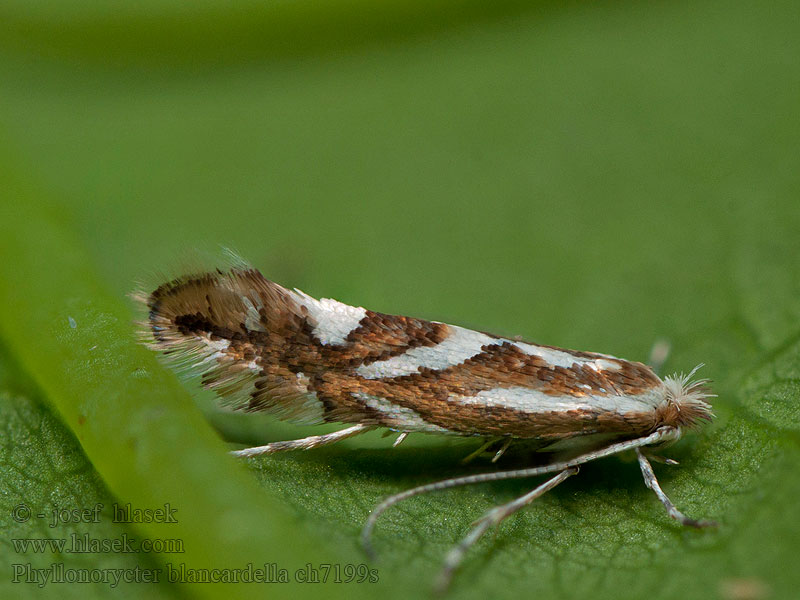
137;257;715;592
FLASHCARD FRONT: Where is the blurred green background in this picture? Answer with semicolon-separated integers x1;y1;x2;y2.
1;1;799;599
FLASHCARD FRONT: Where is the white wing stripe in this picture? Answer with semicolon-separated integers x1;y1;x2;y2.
511;341;621;370
292;289;367;346
453;386;664;414
355;325;495;379
353;392;450;433
356;323;623;379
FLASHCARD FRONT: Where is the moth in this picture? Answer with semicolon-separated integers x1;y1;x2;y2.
137;258;716;592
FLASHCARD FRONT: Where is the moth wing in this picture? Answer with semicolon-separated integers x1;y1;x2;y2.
136;264;327;424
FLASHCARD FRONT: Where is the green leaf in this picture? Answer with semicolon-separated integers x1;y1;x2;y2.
1;0;799;599
0;166;363;600
0;388;181;600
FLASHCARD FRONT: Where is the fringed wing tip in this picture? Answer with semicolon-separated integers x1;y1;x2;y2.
130;260;328;424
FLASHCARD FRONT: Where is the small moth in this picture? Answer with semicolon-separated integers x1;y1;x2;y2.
137;258;716;592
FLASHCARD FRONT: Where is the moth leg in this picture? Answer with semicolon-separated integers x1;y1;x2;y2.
646;454;679;466
392;432;409;447
362;427;677;561
231;424;377;458
491;437;513;463
434;467;579;594
461;437;501;464
635;448;716;528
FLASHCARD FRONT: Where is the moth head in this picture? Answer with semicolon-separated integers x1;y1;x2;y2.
659;364;715;430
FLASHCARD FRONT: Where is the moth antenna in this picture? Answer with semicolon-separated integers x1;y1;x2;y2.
361;428;673;558
434;467;579;594
648;339;671;376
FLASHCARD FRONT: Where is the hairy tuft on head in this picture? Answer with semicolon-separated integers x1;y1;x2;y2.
661;364;715;430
